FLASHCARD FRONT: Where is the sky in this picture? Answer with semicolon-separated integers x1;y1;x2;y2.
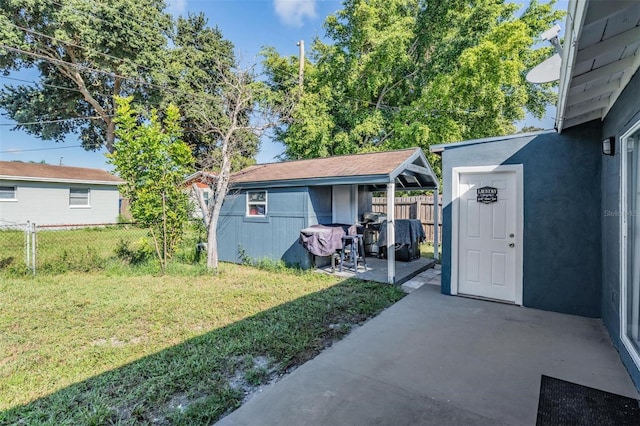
0;0;562;171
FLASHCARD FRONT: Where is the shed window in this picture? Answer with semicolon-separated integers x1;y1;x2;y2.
0;186;16;200
69;188;90;207
247;191;267;216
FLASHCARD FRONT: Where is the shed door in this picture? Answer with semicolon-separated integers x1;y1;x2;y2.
457;170;521;303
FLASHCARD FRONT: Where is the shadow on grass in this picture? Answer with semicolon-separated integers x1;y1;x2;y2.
0;279;404;425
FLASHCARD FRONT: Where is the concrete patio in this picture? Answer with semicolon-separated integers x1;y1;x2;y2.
316;255;437;285
217;273;639;425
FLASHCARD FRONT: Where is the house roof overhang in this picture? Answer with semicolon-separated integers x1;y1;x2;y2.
0;161;122;185
556;0;640;132
0;175;122;185
229;148;439;191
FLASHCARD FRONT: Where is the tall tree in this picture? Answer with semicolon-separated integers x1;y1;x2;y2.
108;96;194;272
0;0;171;152
163;13;257;169
263;0;564;166
188;61;292;270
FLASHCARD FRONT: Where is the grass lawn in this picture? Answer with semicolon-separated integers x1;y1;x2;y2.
420;242;442;262
0;263;405;425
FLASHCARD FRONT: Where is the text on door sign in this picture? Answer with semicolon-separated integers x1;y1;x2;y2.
477;186;498;204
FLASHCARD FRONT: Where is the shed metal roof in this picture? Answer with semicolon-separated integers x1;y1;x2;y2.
230;148;438;190
0;161;122;185
556;0;640;131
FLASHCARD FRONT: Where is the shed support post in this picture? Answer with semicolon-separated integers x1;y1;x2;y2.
387;182;395;284
433;185;440;260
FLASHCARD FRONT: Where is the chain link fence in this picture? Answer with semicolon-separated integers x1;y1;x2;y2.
0;221;36;274
0;222;205;275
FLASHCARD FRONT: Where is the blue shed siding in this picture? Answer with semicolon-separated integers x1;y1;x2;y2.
218;187;314;268
601;69;640;388
441;122;602;317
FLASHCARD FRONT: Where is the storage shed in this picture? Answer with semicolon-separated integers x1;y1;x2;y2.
432;0;640;390
216;148;439;283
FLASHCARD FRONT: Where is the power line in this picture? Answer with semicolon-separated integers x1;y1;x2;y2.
5;20;183;85
0;75;111;98
0;44;178;97
0;115;112;126
0;145;84;153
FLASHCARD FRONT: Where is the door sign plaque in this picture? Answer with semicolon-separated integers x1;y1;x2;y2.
477;186;498;204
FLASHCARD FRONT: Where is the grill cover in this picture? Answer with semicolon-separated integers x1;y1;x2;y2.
300;224;352;257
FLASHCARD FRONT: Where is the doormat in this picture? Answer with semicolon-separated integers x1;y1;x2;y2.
536;375;640;425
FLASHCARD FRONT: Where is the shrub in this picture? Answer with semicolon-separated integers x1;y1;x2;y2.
115;238;154;265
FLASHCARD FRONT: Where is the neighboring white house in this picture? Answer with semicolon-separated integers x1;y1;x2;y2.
184;170;217;221
0;161;123;226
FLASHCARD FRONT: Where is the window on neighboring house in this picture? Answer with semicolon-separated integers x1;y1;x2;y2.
247;191;267;216
0;186;16;201
203;190;210;208
69;188;90;207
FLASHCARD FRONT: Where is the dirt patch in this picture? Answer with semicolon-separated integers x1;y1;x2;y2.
228;355;280;404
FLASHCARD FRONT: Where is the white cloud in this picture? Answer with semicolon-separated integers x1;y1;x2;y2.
166;0;187;16
273;0;317;27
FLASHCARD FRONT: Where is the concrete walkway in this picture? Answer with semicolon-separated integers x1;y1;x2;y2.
217;272;638;425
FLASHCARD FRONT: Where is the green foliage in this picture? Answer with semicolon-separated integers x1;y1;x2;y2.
108;97;195;270
115;238;154;265
238;245;293;272
39;246;103;274
262;0;564;164
0;0;171;151
163;13;256;170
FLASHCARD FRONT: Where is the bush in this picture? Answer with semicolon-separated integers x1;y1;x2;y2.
115;238;154;265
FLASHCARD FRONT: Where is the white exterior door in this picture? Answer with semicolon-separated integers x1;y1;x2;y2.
454;167;522;304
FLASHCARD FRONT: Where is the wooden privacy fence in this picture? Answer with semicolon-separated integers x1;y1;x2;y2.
372;195;442;243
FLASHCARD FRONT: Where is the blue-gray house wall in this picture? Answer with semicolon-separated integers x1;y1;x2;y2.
441;122;602;317
218;186;316;268
601;69;640;388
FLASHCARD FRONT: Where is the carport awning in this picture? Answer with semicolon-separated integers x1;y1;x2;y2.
228;147;438;191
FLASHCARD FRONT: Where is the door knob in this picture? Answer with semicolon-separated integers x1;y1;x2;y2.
509;243;515;248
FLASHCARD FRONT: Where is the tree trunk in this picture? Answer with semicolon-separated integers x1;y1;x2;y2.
206;147;231;270
206;199;222;270
105;119;116;153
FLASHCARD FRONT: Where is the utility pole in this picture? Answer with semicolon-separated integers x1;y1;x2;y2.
296;40;304;89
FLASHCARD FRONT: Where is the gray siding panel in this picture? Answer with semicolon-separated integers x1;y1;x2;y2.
441;122;602;317
601;69;640;388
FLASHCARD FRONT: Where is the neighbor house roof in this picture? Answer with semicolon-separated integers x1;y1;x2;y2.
183;171;218;189
556;0;640;131
229;148;438;190
0;161;122;185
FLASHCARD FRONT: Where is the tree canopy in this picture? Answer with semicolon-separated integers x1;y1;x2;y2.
263;0;564;167
0;0;172;152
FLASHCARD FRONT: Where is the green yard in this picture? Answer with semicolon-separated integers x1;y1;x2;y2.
0;264;404;424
